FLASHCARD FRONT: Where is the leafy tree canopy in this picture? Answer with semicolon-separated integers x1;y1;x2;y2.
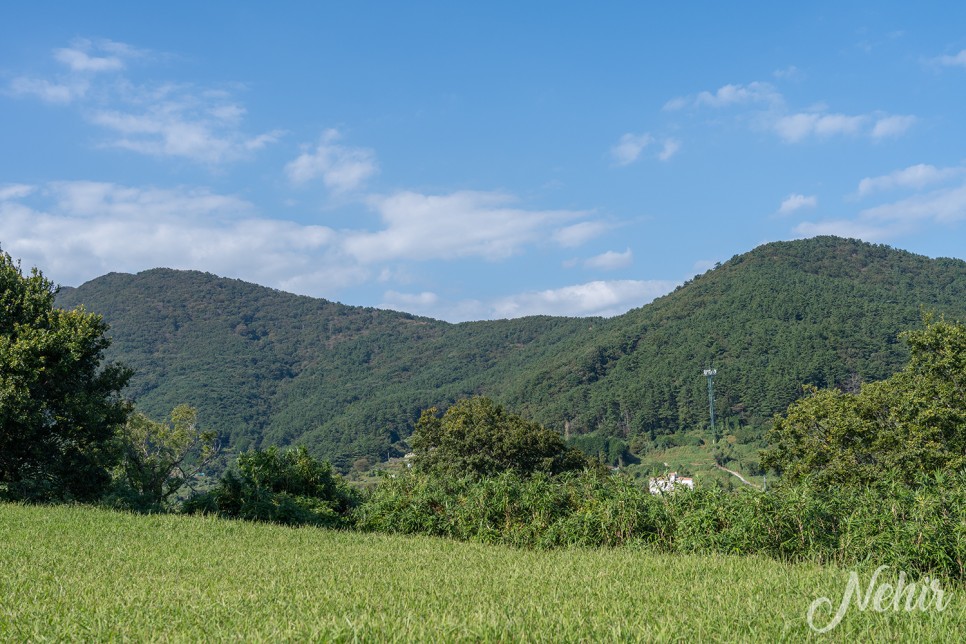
186;446;359;526
0;251;130;501
111;404;219;510
761;315;966;487
411;396;592;478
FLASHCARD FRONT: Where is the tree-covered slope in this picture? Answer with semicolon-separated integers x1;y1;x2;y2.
497;237;966;445
57;269;591;467
56;237;966;468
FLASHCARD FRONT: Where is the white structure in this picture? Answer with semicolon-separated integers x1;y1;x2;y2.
648;471;694;495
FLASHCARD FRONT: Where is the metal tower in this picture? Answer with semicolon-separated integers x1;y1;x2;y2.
703;367;717;442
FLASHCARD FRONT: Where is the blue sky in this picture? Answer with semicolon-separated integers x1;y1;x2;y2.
1;2;965;321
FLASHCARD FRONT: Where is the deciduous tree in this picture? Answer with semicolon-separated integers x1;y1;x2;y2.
0;251;130;501
411;396;591;478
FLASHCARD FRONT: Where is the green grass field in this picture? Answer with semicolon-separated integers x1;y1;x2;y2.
1;503;961;641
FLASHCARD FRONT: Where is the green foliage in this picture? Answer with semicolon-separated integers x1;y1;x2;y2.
108;405;219;511
356;468;966;581
567;431;633;466
55;237;966;468
187;446;358;526
0;252;131;502
410;397;591;478
762;316;966;487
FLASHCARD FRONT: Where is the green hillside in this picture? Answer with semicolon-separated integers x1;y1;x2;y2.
56;237;966;469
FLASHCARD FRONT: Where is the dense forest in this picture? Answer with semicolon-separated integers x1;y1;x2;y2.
56;236;966;470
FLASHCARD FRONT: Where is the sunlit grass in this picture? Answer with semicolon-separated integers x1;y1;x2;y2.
0;503;961;641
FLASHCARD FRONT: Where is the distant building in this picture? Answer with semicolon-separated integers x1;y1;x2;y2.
648;471;694;495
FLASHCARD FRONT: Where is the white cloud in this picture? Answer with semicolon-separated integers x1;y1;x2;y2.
610;133;653;166
772;66;800;79
380;290;439;311
285;129;378;192
53;38;146;73
773;112;867;142
665;81;782;111
54;47;124;73
551;221;609;248
793;219;901;242
372;279;680;321
0;184;36;201
666;79;914;145
856;164;964;197
859;184;966;224
662;96;689;111
658;138;681;161
0;182;354;297
7;77;87;104
931;49;966;68
47;181;252;219
695;82;781;108
795;180;966;243
584;248;632;271
90;101;284;165
491;279;678;319
871;115;917;139
778;193;817;215
345;190;586;263
6;39;281;165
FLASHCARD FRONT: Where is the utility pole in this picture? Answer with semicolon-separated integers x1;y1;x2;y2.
703;367;717;443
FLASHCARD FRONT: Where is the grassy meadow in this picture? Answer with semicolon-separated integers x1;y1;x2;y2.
1;503;962;641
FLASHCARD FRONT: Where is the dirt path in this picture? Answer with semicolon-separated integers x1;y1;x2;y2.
714;463;761;490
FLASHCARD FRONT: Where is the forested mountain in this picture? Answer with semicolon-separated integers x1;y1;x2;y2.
57;237;966;469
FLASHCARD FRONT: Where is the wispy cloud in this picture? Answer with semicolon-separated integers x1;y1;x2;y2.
658;138;681;161
54;42;126;73
610;133;653;166
772;112;867;142
929;49;966;68
285;129;378;193
777;193;817;215
664;81;782;111
610;133;679;165
666;80;915;144
0;184;36;201
772;66;800;80
8;76;89;104
856;164;964;197
871;114;917;139
6;38;281;165
552;221;610;248
796;179;966;243
584;248;633;271
91;101;284;165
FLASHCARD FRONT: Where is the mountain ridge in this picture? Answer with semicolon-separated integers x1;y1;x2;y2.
56;236;966;469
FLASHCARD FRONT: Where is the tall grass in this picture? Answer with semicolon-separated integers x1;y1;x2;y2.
1;502;962;640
